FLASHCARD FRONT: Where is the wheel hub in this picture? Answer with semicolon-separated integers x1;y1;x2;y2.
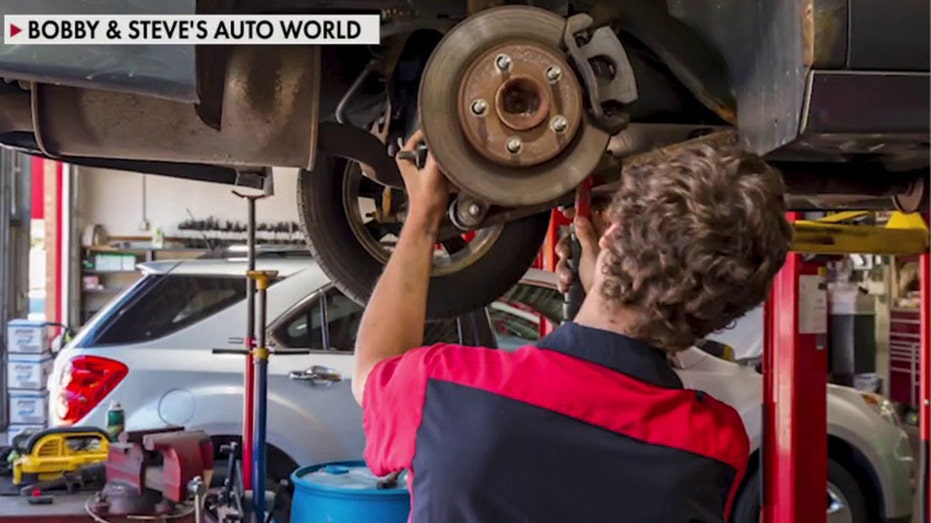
420;5;610;207
458;42;583;167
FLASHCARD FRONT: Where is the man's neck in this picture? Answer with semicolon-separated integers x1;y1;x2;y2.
572;295;639;339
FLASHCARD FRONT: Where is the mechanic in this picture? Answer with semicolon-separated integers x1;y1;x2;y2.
352;130;793;522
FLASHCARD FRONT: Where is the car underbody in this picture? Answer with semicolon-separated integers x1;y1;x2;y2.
0;0;927;316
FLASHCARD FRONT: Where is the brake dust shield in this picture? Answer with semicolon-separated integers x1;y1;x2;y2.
419;6;610;207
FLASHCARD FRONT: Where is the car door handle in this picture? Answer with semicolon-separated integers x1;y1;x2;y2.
289;365;343;386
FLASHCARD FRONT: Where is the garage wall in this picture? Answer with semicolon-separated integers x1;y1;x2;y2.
76;167;301;238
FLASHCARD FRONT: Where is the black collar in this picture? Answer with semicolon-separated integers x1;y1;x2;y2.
535;322;683;389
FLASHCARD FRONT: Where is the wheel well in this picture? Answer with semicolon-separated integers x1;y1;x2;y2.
735;437;884;523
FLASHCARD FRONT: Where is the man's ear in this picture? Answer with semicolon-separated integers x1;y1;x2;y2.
599;223;620;250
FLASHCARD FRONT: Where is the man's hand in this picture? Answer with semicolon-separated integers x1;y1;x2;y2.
397;130;449;233
555;207;609;295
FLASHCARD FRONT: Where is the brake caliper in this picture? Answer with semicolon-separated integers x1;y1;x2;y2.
562;13;638;135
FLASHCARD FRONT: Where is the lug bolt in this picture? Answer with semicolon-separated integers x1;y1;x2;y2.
468;203;482;217
506;137;523;154
495;54;512;72
551;115;568;133
546;65;562;83
470;99;488;116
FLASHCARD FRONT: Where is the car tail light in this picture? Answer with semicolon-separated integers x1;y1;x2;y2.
55;355;128;425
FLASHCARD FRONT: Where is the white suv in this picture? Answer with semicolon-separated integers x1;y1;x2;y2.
48;253;913;523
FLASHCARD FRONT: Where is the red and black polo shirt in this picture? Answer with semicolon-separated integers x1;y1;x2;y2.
363;322;749;522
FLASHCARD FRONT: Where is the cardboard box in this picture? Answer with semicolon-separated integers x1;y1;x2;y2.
9;391;49;425
7;319;49;354
7;353;53;390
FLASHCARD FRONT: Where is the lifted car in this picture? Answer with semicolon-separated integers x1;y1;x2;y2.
0;0;927;317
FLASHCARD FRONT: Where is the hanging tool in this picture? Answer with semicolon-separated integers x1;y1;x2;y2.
231;191;267;494
563;178;592;323
247;269;279;522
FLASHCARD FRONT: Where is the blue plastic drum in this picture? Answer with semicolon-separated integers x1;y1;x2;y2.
290;461;410;523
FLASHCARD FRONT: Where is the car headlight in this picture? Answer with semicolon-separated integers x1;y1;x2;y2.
860;392;902;428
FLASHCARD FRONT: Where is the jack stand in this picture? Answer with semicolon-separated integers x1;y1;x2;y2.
232;191;268;494
247;269;279;523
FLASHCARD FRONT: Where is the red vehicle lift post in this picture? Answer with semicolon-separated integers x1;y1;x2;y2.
762;213;829;523
762;210;930;522
920;250;929;523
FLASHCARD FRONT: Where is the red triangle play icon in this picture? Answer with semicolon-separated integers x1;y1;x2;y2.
9;24;21;37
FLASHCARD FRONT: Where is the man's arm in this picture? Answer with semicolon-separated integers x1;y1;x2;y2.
352;130;449;405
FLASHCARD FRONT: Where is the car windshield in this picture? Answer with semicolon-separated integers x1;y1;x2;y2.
77;274;247;346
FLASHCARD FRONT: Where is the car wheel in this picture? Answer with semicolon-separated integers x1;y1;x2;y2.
730;460;868;523
298;154;551;319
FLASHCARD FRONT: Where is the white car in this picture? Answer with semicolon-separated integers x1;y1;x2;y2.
48;252;912;523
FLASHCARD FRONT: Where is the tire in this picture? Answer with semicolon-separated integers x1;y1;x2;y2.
298;155;551;319
730;460;868;523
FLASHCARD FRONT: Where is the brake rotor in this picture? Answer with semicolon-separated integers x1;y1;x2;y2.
420;6;610;207
457;42;583;167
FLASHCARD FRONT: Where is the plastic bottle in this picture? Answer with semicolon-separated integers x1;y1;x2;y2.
152;227;165;249
106;401;125;439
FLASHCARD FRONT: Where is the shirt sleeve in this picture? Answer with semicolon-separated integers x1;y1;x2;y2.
362;345;439;476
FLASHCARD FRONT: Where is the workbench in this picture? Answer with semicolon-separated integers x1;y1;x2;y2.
0;491;92;522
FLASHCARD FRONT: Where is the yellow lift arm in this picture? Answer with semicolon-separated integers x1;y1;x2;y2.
791;212;929;256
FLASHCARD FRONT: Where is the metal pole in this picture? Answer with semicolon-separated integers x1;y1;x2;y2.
249;270;277;522
255;280;267;522
238;194;258;492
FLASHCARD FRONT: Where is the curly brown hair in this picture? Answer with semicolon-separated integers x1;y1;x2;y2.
599;138;793;352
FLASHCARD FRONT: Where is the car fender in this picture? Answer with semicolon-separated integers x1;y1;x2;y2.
126;381;363;468
676;349;912;518
735;386;912;519
825;386;914;518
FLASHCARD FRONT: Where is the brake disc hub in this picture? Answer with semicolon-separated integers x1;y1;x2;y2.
458;42;583;167
420;5;610;207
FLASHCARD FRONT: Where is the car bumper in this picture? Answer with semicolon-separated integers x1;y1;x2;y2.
874;428;915;519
